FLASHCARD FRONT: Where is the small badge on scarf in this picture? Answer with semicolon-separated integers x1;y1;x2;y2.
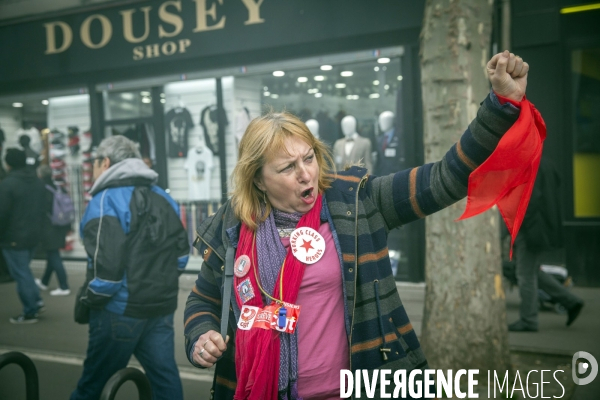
237;278;255;303
237;305;259;330
290;227;326;264
234;255;251;278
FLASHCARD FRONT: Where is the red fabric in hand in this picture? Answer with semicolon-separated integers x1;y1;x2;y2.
458;97;546;258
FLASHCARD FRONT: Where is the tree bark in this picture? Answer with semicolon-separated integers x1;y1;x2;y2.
419;0;511;373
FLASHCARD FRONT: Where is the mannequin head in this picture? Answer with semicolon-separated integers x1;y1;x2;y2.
378;111;394;133
305;119;319;138
341;115;357;138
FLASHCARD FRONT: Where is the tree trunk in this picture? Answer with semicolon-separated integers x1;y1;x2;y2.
419;0;511;373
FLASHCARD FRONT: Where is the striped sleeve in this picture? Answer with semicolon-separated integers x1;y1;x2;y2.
371;92;520;229
183;245;223;367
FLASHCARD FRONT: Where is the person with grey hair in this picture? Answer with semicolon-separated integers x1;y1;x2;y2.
34;165;72;296
71;135;190;400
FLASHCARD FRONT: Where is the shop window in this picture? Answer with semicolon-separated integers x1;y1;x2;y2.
571;48;600;218
103;89;153;121
237;49;409;279
0;92;91;259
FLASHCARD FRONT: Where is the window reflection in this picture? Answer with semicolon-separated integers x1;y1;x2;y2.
572;48;600;217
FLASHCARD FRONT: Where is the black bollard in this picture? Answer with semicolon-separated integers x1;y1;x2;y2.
0;351;39;400
99;367;152;400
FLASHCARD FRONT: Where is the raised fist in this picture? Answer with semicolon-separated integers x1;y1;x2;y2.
487;50;529;102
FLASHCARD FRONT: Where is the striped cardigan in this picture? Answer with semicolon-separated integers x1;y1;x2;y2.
184;93;519;399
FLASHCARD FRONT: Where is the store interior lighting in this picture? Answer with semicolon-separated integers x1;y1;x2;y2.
297;77;308;82
314;93;323;98
320;65;333;71
41;99;49;105
369;93;380;99
397;75;403;81
335;83;347;89
264;91;271;96
273;71;285;77
270;94;279;99
377;57;391;64
314;75;325;81
340;71;353;77
139;91;150;96
373;80;380;85
12;102;23;107
374;66;380;71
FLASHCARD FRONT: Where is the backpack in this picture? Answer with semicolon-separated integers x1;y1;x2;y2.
45;184;75;226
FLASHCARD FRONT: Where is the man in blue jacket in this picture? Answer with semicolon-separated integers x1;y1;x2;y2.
71;135;190;400
0;148;46;324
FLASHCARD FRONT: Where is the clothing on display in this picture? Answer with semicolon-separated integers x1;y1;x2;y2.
376;128;404;176
200;105;228;156
165;107;194;158
121;123;156;162
184;145;214;201
333;115;373;173
49;129;69;190
68;126;80;156
315;111;340;148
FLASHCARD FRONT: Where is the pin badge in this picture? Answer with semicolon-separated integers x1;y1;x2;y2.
289;227;326;264
234;255;251;278
237;278;255;303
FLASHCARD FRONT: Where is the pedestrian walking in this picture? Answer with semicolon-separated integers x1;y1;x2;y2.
0;148;46;324
184;51;537;399
70;136;190;400
34;165;72;296
509;158;584;332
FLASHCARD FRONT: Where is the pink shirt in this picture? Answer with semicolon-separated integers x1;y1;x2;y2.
281;222;349;400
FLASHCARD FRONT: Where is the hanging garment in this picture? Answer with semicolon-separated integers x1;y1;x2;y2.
165;107;194;158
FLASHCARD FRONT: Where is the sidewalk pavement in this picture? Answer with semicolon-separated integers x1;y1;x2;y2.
0;260;598;399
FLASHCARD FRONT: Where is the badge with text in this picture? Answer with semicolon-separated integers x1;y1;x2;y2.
237;305;259;330
254;302;301;334
236;278;255;303
290;227;326;264
236;302;301;334
234;255;251;278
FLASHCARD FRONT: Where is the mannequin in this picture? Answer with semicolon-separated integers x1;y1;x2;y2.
375;110;404;176
305;119;319;139
333;115;372;173
379;111;394;133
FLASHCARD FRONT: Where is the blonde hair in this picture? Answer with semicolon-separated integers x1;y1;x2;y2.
231;111;335;230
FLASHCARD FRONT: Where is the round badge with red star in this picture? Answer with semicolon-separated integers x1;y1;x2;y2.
289;227;326;264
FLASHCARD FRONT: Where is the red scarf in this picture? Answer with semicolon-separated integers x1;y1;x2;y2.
458;97;547;258
233;195;323;400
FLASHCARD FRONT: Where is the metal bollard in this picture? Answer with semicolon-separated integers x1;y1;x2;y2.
99;367;152;400
0;351;39;400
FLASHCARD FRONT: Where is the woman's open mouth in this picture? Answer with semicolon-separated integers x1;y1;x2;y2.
300;187;315;204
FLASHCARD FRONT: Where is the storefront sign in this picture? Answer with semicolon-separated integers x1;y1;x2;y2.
0;0;423;84
42;0;265;60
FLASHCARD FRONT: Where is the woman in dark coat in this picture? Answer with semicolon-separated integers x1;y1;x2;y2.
36;165;71;295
